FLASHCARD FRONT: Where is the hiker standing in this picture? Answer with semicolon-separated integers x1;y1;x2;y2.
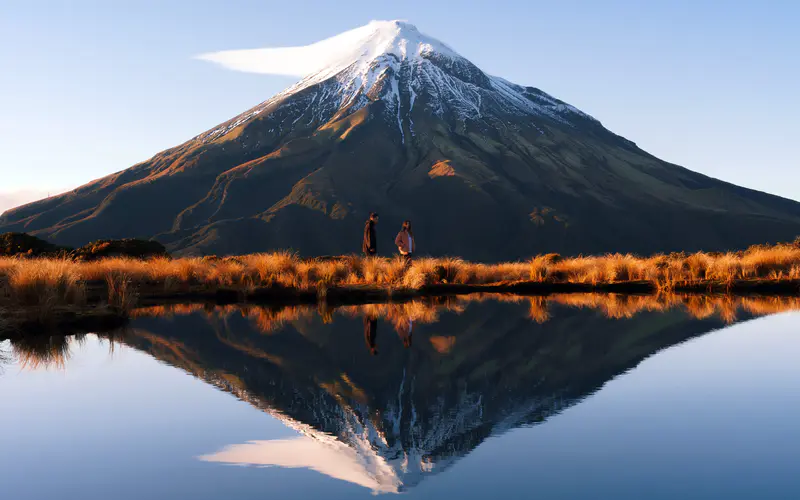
394;220;414;262
363;212;379;256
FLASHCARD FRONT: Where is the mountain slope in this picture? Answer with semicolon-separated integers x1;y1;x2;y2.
3;20;799;259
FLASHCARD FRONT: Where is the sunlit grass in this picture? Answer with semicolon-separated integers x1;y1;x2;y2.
1;241;799;330
2;244;800;294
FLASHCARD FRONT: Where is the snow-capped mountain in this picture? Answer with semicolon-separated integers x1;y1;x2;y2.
3;20;800;257
198;20;595;144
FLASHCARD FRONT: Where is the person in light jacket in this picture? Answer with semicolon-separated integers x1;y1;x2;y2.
394;220;414;261
395;318;413;348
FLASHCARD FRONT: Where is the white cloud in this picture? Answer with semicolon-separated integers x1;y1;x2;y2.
195;22;379;76
197;45;324;76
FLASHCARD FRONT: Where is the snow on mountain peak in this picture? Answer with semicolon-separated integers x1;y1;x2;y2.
196;21;597;143
197;20;461;79
354;20;461;62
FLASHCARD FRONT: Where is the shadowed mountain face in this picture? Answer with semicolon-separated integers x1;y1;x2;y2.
4;21;799;259
121;299;732;493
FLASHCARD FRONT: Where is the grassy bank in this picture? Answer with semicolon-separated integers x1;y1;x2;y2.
1;242;800;333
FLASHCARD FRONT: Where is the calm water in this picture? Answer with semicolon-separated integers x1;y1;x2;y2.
2;298;800;499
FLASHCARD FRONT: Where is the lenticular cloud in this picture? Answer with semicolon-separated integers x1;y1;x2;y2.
195;22;382;77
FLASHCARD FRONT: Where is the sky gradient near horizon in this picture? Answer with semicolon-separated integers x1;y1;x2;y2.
1;0;799;213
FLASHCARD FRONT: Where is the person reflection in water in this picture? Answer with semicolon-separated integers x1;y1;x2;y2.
395;318;413;348
363;316;378;355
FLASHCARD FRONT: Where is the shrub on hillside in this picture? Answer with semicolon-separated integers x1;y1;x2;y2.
72;239;168;261
0;232;71;257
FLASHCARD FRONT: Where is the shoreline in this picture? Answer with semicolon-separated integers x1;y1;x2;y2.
2;277;799;339
102;277;800;306
3;243;800;337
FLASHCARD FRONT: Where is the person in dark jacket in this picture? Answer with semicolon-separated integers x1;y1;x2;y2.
363;212;379;256
363;316;378;355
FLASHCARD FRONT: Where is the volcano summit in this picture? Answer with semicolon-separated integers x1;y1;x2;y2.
3;20;799;258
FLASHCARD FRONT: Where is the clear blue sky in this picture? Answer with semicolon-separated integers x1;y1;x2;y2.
1;0;798;210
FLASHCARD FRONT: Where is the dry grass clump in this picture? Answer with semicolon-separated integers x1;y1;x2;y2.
3;258;85;323
359;256;408;286
105;273;139;314
80;256;210;288
240;251;297;286
520;243;800;288
401;258;442;289
7;258;84;306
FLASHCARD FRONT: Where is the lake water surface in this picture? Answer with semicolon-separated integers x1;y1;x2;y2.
2;297;799;499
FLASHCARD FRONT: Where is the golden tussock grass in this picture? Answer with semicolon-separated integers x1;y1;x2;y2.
3;244;800;293
1;242;800;328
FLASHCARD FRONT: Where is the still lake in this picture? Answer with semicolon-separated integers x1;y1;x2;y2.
2;297;799;499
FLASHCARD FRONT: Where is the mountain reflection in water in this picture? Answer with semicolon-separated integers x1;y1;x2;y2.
6;293;800;494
